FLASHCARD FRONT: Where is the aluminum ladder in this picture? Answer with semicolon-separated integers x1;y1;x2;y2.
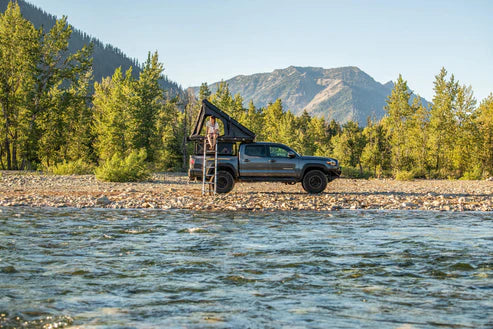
202;138;218;195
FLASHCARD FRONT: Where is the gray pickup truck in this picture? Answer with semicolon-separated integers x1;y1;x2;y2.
188;99;341;194
189;141;340;194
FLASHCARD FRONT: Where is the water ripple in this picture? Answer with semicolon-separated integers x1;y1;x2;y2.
0;208;492;328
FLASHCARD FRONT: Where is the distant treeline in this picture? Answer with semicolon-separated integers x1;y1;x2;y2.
1;1;492;180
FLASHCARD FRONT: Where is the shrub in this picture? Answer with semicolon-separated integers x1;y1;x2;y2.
395;170;415;181
460;165;483;180
341;166;372;179
95;149;150;182
47;159;94;175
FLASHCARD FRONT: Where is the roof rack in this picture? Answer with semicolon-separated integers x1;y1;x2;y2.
188;99;256;142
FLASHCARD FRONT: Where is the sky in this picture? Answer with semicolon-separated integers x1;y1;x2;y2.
26;0;493;101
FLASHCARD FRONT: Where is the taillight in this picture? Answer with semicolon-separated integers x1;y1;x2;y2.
190;158;195;167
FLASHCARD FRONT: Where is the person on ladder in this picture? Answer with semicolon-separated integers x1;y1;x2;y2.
206;116;219;151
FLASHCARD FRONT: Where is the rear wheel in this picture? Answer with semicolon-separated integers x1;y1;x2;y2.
216;170;235;194
302;170;327;194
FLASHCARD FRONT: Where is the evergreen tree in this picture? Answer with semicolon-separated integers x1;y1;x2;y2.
130;51;164;162
406;97;430;176
0;1;39;169
93;67;138;161
310;117;332;157
243;100;264;139
427;67;458;177
331;121;366;172
361;118;390;177
383;74;413;173
263;99;284;141
198;82;211;100
451;84;478;177
475;94;493;177
156;98;184;170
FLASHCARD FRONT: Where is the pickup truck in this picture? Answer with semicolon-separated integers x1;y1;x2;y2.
189;141;341;194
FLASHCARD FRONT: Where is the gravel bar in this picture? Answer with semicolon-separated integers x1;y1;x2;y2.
1;172;493;211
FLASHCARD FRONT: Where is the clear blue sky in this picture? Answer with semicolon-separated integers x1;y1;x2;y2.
27;0;493;101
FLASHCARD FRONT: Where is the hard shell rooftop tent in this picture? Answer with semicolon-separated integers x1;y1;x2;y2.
189;99;256;142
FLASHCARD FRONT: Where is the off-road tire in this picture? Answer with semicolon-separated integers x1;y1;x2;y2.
216;170;235;194
302;170;328;194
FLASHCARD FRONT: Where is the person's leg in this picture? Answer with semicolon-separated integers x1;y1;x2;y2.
207;134;213;149
212;133;217;148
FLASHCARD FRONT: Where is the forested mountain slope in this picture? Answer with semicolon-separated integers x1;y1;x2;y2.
0;0;181;95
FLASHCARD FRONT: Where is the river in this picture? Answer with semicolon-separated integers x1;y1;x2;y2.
0;208;492;328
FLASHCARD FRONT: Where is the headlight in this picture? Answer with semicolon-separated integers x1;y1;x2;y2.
326;160;337;166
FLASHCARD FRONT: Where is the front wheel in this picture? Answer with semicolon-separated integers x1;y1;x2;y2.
216;170;235;194
302;170;328;194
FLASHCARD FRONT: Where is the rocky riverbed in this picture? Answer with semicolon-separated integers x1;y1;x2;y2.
1;172;493;211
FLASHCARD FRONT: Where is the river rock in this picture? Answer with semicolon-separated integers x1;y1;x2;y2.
96;196;111;205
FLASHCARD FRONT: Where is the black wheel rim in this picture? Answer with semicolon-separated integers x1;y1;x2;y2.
217;176;227;189
309;176;322;189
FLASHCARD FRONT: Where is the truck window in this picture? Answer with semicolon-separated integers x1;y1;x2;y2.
244;145;266;157
269;146;290;158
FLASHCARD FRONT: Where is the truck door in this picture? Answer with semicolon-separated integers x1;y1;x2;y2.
268;145;298;177
239;144;269;177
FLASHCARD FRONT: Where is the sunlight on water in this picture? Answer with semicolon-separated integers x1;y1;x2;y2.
0;208;492;328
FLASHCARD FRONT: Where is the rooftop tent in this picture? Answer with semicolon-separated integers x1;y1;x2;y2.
189;99;256;142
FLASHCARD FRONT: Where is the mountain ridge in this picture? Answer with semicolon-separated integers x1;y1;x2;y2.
193;66;427;125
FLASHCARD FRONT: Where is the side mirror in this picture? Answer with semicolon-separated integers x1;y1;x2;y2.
288;152;296;158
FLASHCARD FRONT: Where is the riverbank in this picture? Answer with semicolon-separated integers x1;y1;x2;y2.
1;172;492;211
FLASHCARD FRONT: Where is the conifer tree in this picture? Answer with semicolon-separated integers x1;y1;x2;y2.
263;99;284;141
361;118;390;177
243;100;264;139
0;2;39;169
93;67;138;161
474;94;493;177
130;51;164;162
331;121;366;172
451;84;478;177
34;15;93;168
427;68;458;177
310;117;332;156
383;74;413;173
199;82;211;100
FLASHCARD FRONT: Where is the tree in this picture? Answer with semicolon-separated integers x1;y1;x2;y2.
451;84;478;177
383;74;414;173
198;82;211;100
475;95;493;177
427;67;458;177
156;98;184;170
361;118;390;177
243;100;264;139
129;51;164;162
331;121;366;172
263;99;284;141
93;67;138;161
0;1;39;169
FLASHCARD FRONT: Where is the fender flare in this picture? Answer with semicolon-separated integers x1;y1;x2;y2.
217;163;238;179
301;164;329;178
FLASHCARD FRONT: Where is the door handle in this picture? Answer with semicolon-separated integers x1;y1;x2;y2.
244;159;250;162
269;159;276;163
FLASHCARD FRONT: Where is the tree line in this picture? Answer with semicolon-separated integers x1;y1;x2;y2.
2;1;492;180
197;69;493;180
0;1;184;178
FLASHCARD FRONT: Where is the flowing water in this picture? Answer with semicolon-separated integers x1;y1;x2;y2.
0;208;492;328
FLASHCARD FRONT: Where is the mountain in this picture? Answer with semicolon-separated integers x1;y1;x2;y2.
0;0;182;95
194;66;427;125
